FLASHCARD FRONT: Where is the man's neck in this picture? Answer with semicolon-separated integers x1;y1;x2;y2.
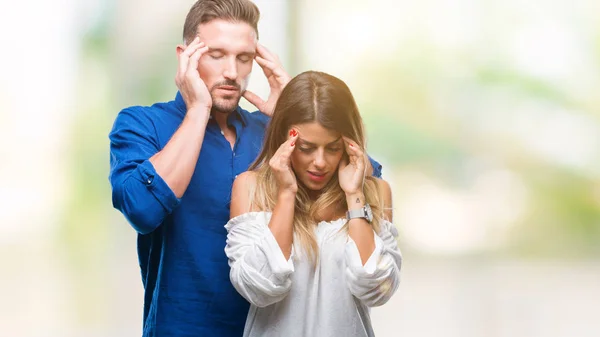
211;110;231;132
211;108;237;149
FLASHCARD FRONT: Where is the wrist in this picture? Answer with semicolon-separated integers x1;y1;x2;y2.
278;189;297;202
187;105;211;117
345;192;365;210
185;106;210;124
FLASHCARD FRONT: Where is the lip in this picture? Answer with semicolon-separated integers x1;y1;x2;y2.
217;85;239;91
307;171;327;182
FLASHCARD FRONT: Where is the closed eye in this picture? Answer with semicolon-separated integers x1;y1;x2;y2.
209;52;224;59
298;147;315;153
238;55;252;63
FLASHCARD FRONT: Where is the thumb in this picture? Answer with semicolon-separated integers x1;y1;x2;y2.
243;90;265;112
338;155;349;171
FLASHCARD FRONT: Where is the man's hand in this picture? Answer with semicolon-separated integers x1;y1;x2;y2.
175;37;211;113
243;44;291;116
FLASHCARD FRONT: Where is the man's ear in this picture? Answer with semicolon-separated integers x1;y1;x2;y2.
176;44;186;56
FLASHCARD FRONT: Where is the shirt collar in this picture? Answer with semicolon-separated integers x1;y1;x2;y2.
174;91;248;126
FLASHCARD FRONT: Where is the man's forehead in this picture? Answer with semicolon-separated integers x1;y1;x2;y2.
196;19;257;49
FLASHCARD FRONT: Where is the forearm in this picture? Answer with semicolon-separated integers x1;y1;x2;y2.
150;108;210;198
226;212;295;308
268;190;296;259
346;192;375;265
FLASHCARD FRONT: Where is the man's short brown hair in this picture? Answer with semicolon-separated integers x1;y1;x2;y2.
183;0;260;43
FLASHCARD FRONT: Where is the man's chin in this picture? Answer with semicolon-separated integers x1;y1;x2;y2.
211;96;241;113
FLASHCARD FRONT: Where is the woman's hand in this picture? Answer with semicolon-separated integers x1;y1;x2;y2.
338;137;366;197
269;129;300;195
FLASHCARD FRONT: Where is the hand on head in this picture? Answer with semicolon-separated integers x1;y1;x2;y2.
338;137;366;195
175;37;212;113
269;129;299;194
243;44;291;116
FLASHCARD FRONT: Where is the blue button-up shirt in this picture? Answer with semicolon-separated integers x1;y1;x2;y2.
109;92;382;336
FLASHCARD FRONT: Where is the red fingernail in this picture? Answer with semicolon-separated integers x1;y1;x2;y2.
289;130;294;137
291;141;295;146
292;130;298;137
349;144;353;147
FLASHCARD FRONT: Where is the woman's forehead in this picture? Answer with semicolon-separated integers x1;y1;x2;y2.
293;122;341;145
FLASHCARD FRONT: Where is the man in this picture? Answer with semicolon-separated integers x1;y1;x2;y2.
109;1;382;336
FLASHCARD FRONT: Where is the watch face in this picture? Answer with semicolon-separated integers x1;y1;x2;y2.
365;204;373;222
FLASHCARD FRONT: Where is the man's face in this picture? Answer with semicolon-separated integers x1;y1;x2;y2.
196;19;257;113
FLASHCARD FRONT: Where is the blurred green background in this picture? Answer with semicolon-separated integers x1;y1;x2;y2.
1;0;599;336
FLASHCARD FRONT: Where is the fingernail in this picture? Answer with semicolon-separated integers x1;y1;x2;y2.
289;130;294;137
349;144;353;147
292;130;298;136
290;141;295;146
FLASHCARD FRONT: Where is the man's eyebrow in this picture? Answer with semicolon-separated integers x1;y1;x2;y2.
298;137;343;146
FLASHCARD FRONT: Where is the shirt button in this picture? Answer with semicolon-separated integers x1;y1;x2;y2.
147;178;153;184
235;175;238;179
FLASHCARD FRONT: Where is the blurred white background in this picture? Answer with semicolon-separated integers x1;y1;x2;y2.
1;0;599;336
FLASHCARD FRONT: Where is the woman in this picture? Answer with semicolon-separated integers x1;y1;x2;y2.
225;71;401;337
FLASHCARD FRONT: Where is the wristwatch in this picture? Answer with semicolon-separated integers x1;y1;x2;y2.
346;203;373;223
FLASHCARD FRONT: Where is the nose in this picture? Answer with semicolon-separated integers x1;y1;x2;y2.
223;57;238;80
313;149;326;170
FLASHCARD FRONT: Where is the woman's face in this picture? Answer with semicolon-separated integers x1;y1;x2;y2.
290;122;345;191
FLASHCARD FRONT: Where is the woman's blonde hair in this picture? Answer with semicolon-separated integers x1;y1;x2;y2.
249;71;384;263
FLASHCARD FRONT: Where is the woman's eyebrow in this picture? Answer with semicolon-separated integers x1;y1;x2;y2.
328;137;343;145
297;137;342;146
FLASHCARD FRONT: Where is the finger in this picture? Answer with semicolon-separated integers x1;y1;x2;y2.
256;58;290;92
254;57;273;80
346;144;364;165
178;51;190;78
338;154;349;170
255;55;287;78
178;38;202;73
342;137;354;156
242;90;265;110
284;131;299;153
271;133;298;170
255;56;276;74
256;44;277;61
283;130;299;153
342;137;363;152
178;39;204;76
257;46;287;80
343;139;365;168
277;130;300;159
186;45;209;77
272;131;298;159
342;136;358;147
279;138;297;167
345;141;363;157
183;37;202;55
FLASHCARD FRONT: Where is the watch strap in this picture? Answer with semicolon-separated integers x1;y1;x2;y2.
347;207;366;220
